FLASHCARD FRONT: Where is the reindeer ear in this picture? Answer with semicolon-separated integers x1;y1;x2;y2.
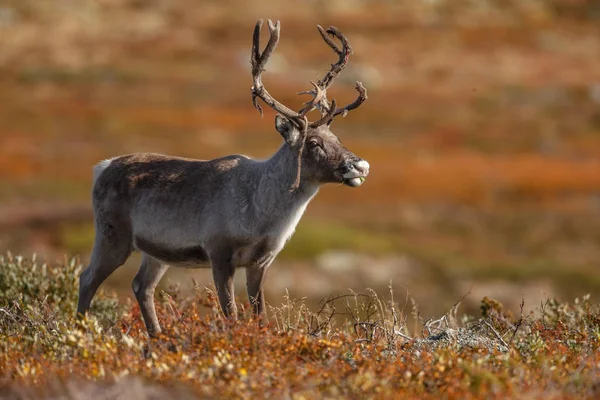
275;114;300;146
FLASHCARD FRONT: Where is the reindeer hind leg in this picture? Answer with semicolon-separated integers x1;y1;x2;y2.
77;216;132;316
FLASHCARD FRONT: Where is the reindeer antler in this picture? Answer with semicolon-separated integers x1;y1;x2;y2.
304;25;368;127
251;20;367;128
251;20;322;128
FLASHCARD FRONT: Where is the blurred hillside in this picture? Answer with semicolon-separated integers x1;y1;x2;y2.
0;0;599;316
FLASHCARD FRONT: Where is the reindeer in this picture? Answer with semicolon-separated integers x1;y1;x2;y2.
77;19;370;336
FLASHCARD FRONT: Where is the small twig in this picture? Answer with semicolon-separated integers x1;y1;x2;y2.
483;320;509;349
353;322;377;342
0;308;17;322
394;330;412;341
422;317;433;337
509;297;526;345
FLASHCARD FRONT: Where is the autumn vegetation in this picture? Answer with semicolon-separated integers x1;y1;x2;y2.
0;253;599;399
1;0;600;310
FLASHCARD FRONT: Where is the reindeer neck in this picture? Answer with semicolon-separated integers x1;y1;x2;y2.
254;143;319;211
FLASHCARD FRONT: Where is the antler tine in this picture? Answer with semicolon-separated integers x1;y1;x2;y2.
252;20;279;76
315;25;353;91
317;25;342;56
298;81;326;117
308;99;338;128
331;81;367;118
251;19;304;124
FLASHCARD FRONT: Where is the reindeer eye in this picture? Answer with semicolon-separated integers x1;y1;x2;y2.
308;140;319;149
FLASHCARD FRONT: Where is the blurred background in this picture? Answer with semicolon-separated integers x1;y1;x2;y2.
0;0;599;317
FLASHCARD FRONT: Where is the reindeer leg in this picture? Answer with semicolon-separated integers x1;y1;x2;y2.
132;254;169;337
246;254;275;318
211;255;238;319
246;267;267;317
77;221;132;316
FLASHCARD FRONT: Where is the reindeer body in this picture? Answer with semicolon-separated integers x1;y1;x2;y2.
77;19;369;335
92;146;318;271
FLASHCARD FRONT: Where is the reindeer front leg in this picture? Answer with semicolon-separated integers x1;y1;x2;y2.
246;263;271;317
132;254;169;336
211;255;238;319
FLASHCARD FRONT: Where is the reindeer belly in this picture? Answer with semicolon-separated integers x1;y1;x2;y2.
134;235;211;267
130;200;213;267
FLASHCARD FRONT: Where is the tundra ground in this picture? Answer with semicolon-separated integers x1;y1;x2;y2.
1;254;599;399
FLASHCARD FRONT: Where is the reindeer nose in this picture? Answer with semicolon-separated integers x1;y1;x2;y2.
354;160;370;175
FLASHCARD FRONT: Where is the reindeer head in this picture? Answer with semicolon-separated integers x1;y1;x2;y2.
274;115;369;187
251;20;370;189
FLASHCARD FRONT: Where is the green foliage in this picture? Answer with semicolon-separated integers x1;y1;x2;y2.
0;252;120;321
